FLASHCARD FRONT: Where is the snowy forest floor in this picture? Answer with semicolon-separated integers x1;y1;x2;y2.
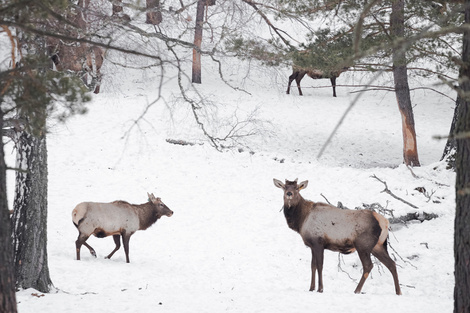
5;54;457;312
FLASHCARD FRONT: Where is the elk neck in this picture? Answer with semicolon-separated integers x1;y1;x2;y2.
136;202;160;230
283;197;311;233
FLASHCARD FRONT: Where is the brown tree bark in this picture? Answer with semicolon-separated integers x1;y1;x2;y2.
390;0;420;167
0;111;18;313
192;0;205;84
146;0;162;25
454;3;470;312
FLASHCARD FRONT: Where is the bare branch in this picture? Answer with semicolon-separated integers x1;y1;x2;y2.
371;175;419;209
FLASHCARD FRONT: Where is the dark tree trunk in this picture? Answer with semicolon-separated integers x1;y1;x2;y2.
192;0;205;84
391;0;420;167
441;95;460;169
454;3;470;312
11;127;52;293
0;112;18;313
146;0;162;25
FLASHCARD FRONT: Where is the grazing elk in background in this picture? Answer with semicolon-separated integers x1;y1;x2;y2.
48;40;105;94
273;178;402;295
286;65;347;97
72;193;173;263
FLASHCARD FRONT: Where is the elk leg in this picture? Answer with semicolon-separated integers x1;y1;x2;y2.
330;76;337;97
121;232;133;263
309;248;317;291
372;243;402;295
83;242;97;258
287;72;297;94
105;235;121;259
295;72;306;96
355;251;374;294
93;70;101;94
76;233;95;260
313;247;324;293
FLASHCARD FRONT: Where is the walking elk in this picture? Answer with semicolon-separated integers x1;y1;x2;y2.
72;193;173;263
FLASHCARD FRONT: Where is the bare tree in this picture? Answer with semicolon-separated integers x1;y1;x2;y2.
391;0;420;166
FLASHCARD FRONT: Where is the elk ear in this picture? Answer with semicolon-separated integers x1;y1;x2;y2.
298;180;308;190
147;192;156;202
273;178;285;189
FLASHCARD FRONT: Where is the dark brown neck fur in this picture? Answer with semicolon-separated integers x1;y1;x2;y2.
113;200;160;231
283;197;312;233
136;202;161;230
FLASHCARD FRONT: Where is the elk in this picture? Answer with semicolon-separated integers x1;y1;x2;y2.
72;193;173;263
286;65;347;97
48;39;104;94
273;178;401;295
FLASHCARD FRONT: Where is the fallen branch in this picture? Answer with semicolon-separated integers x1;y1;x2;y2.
166;138;201;146
371;175;419;209
388;212;439;224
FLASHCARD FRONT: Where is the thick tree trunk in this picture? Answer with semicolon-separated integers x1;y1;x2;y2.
0;112;18;313
454;3;470;312
391;0;420;167
11;128;52;293
192;0;205;84
146;0;162;25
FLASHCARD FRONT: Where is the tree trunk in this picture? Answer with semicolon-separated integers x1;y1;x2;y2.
112;0;123;15
0;111;18;313
11;127;52;293
454;2;470;312
391;0;420;167
192;0;205;84
441;94;460;169
146;0;162;25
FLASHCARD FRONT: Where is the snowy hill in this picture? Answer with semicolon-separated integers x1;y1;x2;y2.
6;48;457;312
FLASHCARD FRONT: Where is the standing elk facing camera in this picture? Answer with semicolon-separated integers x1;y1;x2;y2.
273;178;401;295
72;193;173;263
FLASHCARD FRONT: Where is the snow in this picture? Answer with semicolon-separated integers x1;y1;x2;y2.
5;49;457;312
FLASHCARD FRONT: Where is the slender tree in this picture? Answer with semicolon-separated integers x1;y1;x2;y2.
192;0;205;84
390;0;420;166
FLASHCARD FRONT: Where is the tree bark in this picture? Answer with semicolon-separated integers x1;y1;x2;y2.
441;94;460;169
11;127;52;293
0;111;18;313
112;0;123;15
391;0;420;167
192;0;205;84
454;2;470;312
146;0;162;25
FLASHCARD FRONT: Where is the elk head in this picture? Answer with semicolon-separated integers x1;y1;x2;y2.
273;178;309;208
148;192;173;217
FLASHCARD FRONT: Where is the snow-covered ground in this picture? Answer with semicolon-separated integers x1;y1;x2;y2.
6;48;457;312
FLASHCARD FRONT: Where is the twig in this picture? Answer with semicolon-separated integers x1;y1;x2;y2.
371;175;419;209
337;254;357;283
320;193;332;205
